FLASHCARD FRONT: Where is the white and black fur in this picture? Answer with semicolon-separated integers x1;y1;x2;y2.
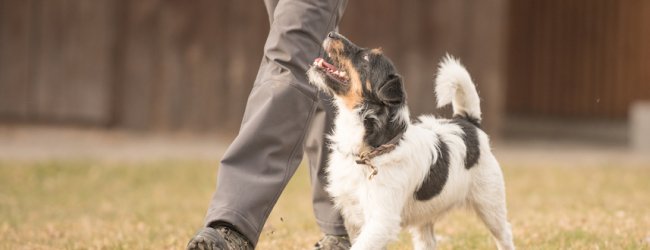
308;32;515;250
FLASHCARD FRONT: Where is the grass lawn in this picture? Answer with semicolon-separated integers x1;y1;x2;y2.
1;159;649;249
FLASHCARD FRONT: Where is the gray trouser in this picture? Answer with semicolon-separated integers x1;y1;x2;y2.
204;0;348;246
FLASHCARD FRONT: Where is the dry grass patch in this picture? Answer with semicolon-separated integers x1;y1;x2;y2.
1;160;649;249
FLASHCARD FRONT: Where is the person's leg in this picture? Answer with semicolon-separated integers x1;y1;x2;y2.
203;0;348;247
304;1;349;241
305;93;352;250
271;0;348;242
304;93;346;236
262;0;279;25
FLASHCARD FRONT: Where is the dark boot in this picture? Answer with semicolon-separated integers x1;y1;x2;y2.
187;226;253;250
313;235;351;250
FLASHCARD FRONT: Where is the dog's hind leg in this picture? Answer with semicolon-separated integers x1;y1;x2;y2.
472;197;515;250
470;157;515;250
408;222;436;250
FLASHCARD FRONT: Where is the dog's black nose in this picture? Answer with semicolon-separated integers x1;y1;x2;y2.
328;32;337;38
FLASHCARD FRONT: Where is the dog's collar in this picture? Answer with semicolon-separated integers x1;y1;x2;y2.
354;131;405;180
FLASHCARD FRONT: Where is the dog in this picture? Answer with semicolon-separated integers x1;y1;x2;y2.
307;32;515;250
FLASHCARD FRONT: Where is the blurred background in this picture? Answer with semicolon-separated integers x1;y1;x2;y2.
1;0;649;249
1;0;649;145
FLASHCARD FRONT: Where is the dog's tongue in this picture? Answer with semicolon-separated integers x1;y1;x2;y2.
314;58;338;71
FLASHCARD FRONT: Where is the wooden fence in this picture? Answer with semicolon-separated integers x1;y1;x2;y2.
0;0;507;132
6;0;648;133
0;0;269;131
507;0;650;120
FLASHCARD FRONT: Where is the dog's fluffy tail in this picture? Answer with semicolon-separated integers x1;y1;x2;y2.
435;54;481;123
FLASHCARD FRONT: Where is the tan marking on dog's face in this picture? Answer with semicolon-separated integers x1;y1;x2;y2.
328;39;344;55
324;38;363;109
326;40;345;66
340;59;362;110
371;48;383;54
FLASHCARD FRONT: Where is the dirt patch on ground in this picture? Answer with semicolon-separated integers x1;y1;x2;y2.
0;125;229;162
1;125;648;167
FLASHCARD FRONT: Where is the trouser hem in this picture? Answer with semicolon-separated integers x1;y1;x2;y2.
316;219;348;236
204;207;260;246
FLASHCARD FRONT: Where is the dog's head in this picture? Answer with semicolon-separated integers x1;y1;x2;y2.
308;32;408;148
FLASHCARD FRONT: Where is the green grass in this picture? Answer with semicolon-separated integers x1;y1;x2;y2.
0;159;649;249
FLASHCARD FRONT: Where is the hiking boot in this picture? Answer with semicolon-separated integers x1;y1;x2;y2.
313;234;351;250
187;226;253;250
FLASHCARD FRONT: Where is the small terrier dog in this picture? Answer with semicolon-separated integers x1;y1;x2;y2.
307;32;515;250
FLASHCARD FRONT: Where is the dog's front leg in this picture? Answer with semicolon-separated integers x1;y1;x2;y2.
350;188;405;250
351;215;401;250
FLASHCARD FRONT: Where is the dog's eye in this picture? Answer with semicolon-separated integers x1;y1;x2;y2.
363;54;370;62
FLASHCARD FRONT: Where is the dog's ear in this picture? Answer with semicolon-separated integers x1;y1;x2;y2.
377;74;405;105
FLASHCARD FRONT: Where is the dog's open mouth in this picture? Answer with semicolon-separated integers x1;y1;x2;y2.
313;58;349;84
